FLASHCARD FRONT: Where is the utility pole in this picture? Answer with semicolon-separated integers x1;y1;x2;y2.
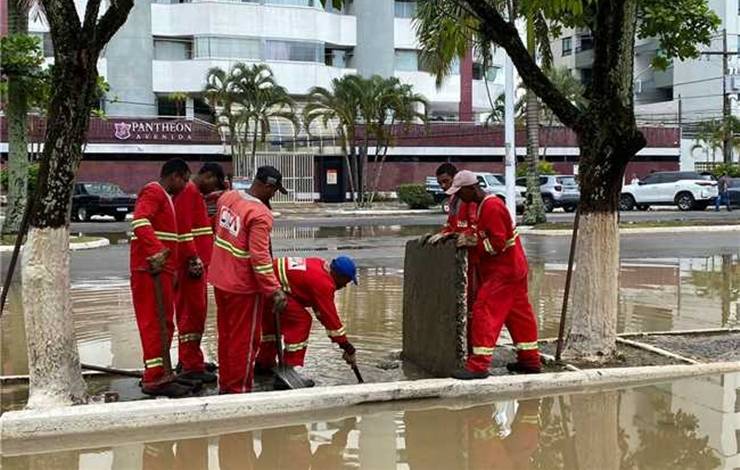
722;29;732;164
504;54;517;221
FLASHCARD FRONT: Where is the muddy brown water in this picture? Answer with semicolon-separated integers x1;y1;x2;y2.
3;374;740;469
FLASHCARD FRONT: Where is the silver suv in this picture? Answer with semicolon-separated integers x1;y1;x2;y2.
516;175;580;212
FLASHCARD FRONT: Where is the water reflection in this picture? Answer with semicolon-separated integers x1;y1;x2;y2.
3;374;737;469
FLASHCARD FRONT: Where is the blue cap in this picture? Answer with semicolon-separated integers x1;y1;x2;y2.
331;256;358;285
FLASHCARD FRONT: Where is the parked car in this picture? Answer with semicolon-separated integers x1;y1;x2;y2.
475;172;526;209
72;182;136;222
515;174;580;213
620;171;718;211
726;178;740;209
425;176;446;203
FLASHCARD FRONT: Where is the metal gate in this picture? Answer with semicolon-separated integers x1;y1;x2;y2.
234;152;315;204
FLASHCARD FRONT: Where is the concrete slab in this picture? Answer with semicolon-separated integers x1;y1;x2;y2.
402;239;467;376
3;361;740;456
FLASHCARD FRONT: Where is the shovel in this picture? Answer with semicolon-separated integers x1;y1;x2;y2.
351;364;364;384
272;299;310;390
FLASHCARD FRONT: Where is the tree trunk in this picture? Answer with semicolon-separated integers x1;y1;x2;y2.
22;50;101;408
2;2;30;235
250;119;259;178
522;14;546;225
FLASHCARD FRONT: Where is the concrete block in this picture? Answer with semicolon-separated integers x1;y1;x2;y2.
402;239;468;377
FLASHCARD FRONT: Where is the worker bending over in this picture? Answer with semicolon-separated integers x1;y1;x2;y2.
208;166;288;394
446;170;541;379
256;256;358;388
172;162;226;383
130;158;191;397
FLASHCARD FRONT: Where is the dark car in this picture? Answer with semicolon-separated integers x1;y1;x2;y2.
72;182;136;222
425;176;446;203
727;178;740;208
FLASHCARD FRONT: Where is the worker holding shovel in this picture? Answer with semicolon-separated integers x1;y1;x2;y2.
130;159;193;397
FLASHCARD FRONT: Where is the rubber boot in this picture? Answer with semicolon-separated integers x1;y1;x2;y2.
142;376;196;398
179;369;218;384
451;368;490;380
506;362;542;374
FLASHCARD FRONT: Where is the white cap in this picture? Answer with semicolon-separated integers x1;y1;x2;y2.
445;170;478;195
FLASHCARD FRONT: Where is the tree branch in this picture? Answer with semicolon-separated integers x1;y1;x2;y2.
462;0;583;130
39;0;82;49
92;0;134;51
82;0;104;42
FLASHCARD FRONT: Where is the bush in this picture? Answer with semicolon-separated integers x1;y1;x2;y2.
0;163;40;195
711;163;740;178
516;160;556;178
397;184;435;209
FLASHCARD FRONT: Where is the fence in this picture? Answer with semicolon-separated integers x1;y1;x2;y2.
233;151;315;204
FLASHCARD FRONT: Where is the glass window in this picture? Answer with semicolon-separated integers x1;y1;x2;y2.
483;175;500;187
83;183;124;195
562;37;572;56
473;63;500;81
515;177;526;186
557;176;577;186
264;40;323;62
394;1;417;18
578;34;593;52
154;38;192;60
194;37;260;60
395;50;418;72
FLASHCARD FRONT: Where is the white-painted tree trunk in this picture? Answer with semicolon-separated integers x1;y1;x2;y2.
21;227;87;408
566;211;619;361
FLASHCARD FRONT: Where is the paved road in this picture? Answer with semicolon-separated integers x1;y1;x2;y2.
68;209;740;234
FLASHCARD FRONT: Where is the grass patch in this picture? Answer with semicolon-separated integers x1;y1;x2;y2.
1;235;104;246
532;219;740;231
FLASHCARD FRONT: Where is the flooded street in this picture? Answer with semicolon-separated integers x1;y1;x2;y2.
3;373;740;469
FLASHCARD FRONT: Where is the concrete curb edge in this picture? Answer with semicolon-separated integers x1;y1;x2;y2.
521;224;740;236
3;361;738;448
0;237;110;253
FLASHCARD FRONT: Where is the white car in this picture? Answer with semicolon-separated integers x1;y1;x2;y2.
620;171;718;211
474;172;526;209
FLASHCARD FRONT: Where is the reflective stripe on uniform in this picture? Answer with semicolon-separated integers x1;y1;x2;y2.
130;230;179;243
503;229;519;250
276;258;291;293
284;341;308;352
192;226;213;236
261;334;277;342
472;346;495;356
254;263;275;276
145;357;164;369
214;235;250;259
515;341;538;351
326;327;346;337
178;233;195;242
131;218;151;229
179;332;202;344
483;238;496;254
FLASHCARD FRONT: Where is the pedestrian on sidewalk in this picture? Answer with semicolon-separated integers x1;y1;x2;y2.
447;170;541;380
208;166;288;394
173;162;226;384
716;172;733;212
130;158;191;397
256;256;358;388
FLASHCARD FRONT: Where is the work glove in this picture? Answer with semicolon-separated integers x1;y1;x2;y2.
428;232;456;245
147;249;170;275
272;289;288;314
187;256;204;279
339;342;357;366
418;233;433;245
456;233;478;248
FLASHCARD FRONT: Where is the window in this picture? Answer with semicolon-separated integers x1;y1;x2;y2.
577;34;594;52
483;175;500;187
394;1;417;18
515;178;526;186
395;50;419;72
154;38;193;60
264;40;323;62
562;37;572;56
194;37;260;60
83;183;125;196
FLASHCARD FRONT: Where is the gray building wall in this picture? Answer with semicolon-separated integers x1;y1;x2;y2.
354;0;395;78
105;0;156;117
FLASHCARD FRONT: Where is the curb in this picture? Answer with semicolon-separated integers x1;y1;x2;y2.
0;237;110;253
325;209;442;216
522;224;740;236
3;361;738;454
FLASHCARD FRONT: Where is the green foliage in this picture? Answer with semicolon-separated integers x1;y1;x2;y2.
0;34;44;78
711;163;740;178
517;161;555;177
692;117;740;155
397;184;435;209
0;163;40;194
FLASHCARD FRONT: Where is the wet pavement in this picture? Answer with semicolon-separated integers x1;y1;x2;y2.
3;373;740;469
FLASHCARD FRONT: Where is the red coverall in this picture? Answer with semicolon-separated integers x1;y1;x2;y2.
257;257;349;368
467;195;540;373
208;190;281;393
443;195;480;312
130;182;179;385
173;181;212;373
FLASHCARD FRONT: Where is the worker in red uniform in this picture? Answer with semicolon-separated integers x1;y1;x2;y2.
255;256;358;387
208;166;288;394
173;163;226;383
447;170;541;379
130;158;191;397
423;163;480;314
